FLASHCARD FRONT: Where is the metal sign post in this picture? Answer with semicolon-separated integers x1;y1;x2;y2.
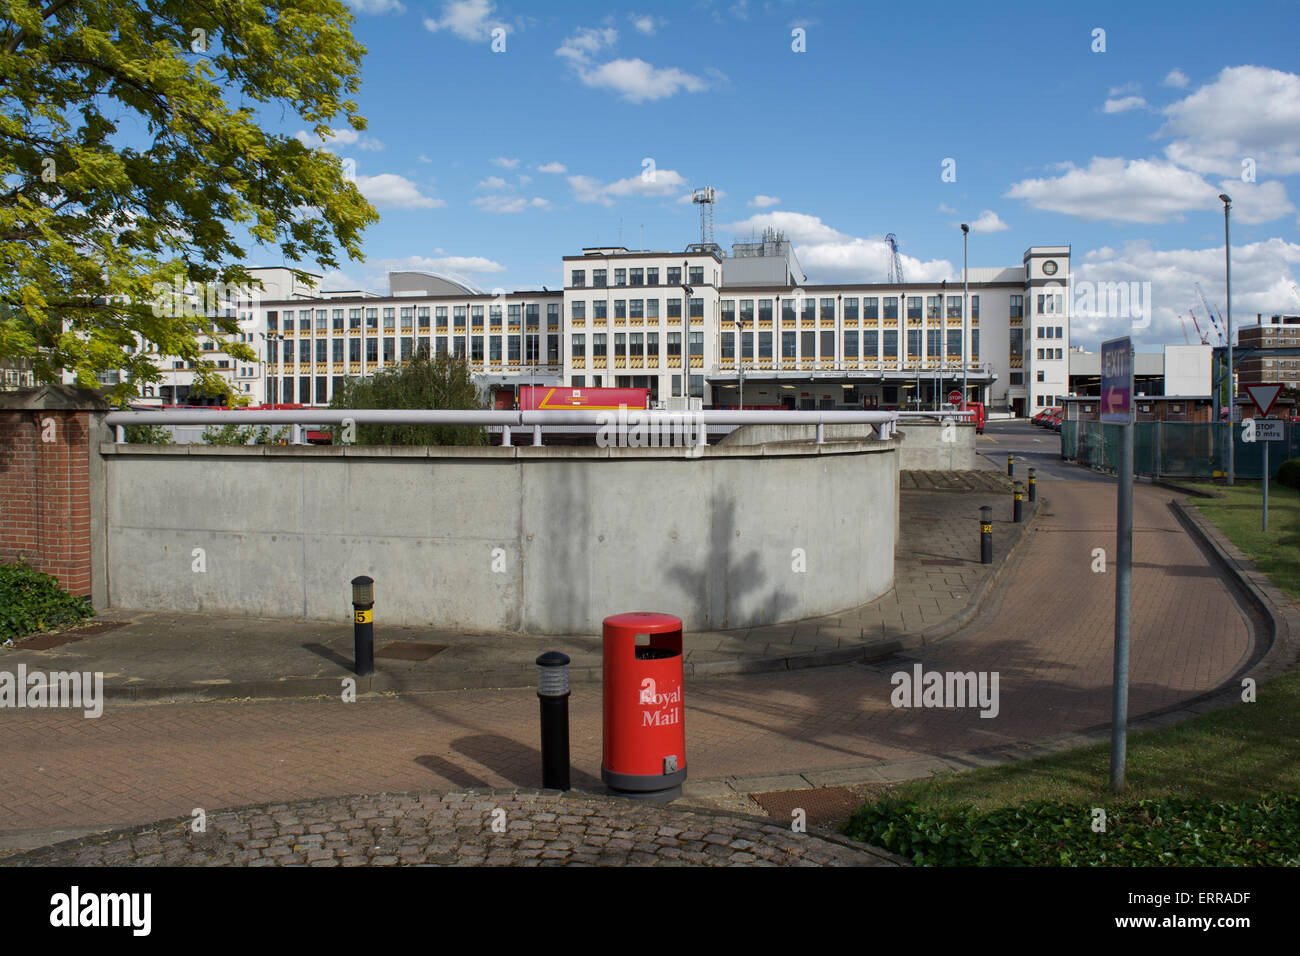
1101;336;1133;793
1244;384;1285;533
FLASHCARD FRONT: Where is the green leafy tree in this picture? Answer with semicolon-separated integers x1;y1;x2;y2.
330;350;487;446
200;422;289;444
0;0;378;402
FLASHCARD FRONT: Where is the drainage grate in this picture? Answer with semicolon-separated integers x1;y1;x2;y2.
15;621;129;650
375;641;448;661
750;787;860;827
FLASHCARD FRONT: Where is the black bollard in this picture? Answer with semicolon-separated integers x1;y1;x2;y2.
351;575;374;677
980;506;992;564
1007;453;1015;477
536;651;571;791
1028;467;1037;502
1013;481;1024;523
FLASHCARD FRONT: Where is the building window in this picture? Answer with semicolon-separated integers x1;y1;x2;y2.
571;270;585;287
630;299;644;320
907;297;922;320
472;305;484;327
417;307;430;329
821;330;834;358
667;267;681;285
864;330;878;356
688;266;704;285
1010;294;1023;318
647;268;659;286
1055;326;1063;338
862;297;878;320
614;299;626;320
721;331;735;359
667;298;681;319
758;331;772;358
945;296;961;319
740;299;754;325
721;300;735;325
614;333;626;357
593;300;607;320
884;297;899;321
383;338;395;363
883;330;898;358
593;269;606;287
1010;372;1023;385
630;268;643;286
592;333;607;357
571;334;585;358
508;337;520;362
801;330;815;358
614;268;626;286
947;329;961;357
630;333;643;357
690;330;703;356
971;295;980;319
436;307;447;326
647;332;659;358
782;330;796;358
572;301;586;321
927;328;942;356
646;298;659;320
1037;370;1045;382
820;298;836;321
845;330;859;358
907;329;921;358
454;306;466;329
667;331;681;356
689;297;703;319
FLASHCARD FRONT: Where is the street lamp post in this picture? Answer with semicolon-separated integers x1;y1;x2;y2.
1220;193;1234;486
736;317;745;411
961;224;969;412
681;259;692;410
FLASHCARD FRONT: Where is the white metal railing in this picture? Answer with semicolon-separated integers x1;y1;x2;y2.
104;408;902;447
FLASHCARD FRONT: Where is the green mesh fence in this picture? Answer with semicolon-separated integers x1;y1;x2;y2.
1060;420;1298;479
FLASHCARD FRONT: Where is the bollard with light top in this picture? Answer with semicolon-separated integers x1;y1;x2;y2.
1007;453;1014;477
350;575;374;677
536;652;571;791
1028;467;1037;502
1013;480;1024;523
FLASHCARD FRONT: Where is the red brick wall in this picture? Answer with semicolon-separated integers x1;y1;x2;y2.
0;409;93;597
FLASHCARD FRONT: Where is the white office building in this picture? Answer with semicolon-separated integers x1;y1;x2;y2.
135;237;1075;414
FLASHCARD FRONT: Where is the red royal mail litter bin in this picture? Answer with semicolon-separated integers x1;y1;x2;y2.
601;612;686;800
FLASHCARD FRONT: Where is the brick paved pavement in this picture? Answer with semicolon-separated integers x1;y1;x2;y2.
0;480;1255;852
9;790;897;867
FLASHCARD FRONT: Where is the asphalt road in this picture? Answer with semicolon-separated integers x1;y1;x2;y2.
977;418;1112;482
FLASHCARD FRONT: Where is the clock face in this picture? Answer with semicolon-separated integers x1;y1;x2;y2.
1042;260;1058;276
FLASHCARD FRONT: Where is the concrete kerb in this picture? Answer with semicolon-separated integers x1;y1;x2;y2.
695;493;1297;801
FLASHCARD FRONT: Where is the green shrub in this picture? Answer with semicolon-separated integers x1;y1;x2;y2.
0;561;95;641
1276;457;1300;491
843;796;1300;866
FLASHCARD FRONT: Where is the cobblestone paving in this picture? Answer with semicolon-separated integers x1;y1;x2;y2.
8;790;898;867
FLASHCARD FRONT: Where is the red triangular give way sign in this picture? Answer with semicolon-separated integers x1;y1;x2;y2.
1245;383;1284;417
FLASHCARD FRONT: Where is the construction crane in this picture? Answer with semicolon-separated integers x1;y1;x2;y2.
1186;304;1211;345
1194;283;1225;344
885;233;905;285
1288;278;1300;306
1178;314;1191;345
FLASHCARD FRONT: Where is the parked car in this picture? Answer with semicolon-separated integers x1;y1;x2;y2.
1048;410;1064;432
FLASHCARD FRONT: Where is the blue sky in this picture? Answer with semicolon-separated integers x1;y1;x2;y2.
253;0;1300;352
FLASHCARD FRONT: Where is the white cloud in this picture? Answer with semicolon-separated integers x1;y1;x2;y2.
1159;66;1300;176
723;211;848;244
674;188;726;205
1004;157;1218;224
568;169;688;206
748;194;780;208
967;210;1010;233
477;176;508;189
1163;69;1190;89
556;26;618;63
344;0;405;13
556;27;706;102
354;173;445;208
1070;238;1300;351
537;162;567;174
631;14;658;35
1104;95;1147;113
938;203;956;214
517;174;531;185
423;0;508;41
295;127;383;151
576;58;707;102
1216;178;1296;225
490;157;520;169
1108;82;1141;96
384;254;507;274
472;195;553;214
417;154;432;164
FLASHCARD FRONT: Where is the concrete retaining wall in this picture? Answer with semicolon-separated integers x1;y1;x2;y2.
895;420;976;470
101;439;899;635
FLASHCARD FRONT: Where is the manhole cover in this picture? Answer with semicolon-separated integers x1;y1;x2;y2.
920;558;963;566
13;621;129;650
750;787;860;827
375;642;448;661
